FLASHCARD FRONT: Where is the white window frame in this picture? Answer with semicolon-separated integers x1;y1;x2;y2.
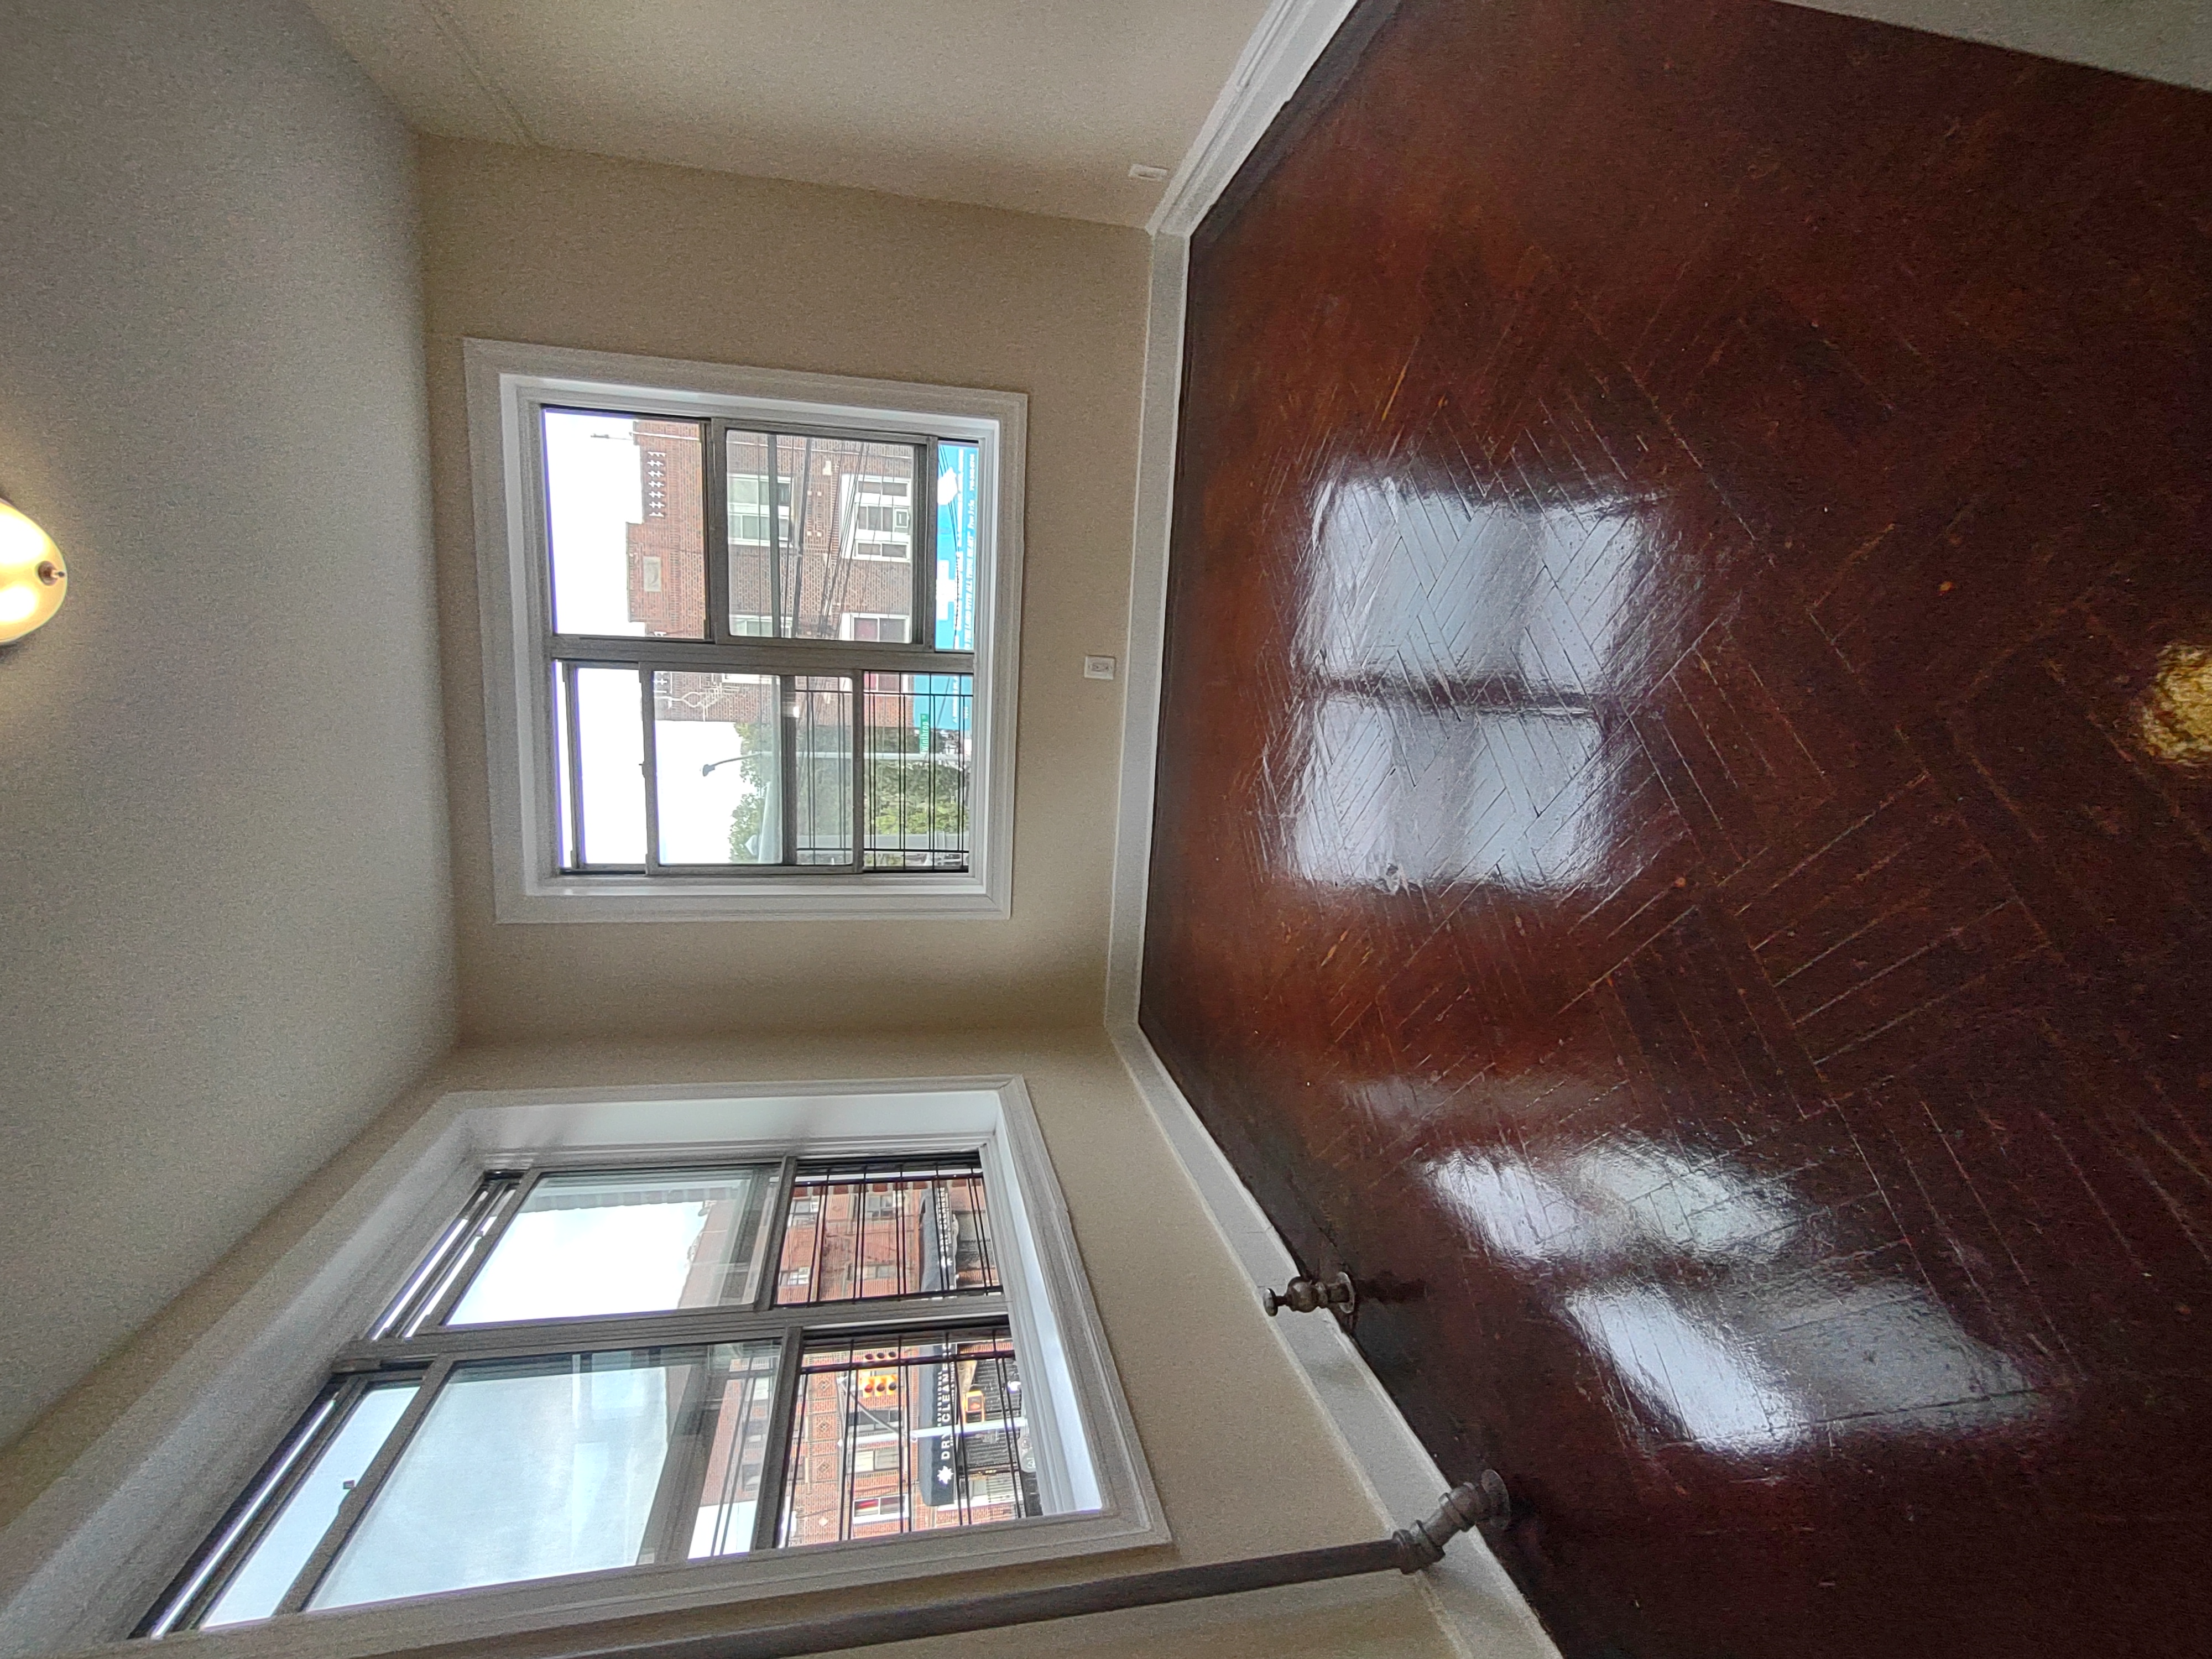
0;1078;1164;1659
464;340;1023;922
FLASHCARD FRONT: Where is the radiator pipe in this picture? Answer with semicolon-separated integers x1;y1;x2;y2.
561;1477;1510;1659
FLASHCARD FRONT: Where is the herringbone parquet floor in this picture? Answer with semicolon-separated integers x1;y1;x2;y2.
1141;3;2212;1656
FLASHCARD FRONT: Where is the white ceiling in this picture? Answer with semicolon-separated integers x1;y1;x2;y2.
301;0;1274;227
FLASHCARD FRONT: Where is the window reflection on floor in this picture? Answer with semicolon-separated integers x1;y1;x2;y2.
1281;477;1644;894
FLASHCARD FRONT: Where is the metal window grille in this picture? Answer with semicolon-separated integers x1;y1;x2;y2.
139;1154;1027;1636
541;412;977;878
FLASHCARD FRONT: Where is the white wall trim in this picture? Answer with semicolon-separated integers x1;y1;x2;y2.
1103;230;1190;1024
1110;1030;1559;1659
1145;0;1361;239
464;338;1023;922
1107;7;1562;1656
0;1079;1163;1659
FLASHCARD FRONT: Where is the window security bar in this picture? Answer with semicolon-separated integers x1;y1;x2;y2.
552;1477;1514;1659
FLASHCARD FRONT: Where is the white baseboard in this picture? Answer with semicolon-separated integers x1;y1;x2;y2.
1108;1024;1559;1659
1107;5;1561;1655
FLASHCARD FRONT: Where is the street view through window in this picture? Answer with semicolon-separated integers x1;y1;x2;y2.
541;411;982;875
140;1156;1035;1634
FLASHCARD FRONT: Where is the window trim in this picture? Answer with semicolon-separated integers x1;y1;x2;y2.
465;340;1024;921
0;1078;1164;1659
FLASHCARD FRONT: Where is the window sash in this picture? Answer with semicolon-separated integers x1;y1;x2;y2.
534;410;953;662
144;1157;1023;1633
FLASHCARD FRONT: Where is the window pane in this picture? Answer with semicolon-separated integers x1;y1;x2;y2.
651;671;779;865
309;1344;776;1609
566;665;645;867
726;431;917;641
449;1167;777;1326
774;1156;998;1306
201;1383;418;1629
864;674;971;871
545;411;705;639
723;430;782;638
792;675;854;865
780;1327;1035;1548
551;667;575;866
934;440;979;651
686;1343;783;1560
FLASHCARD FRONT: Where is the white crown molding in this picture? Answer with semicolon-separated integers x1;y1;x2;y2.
1145;0;1361;240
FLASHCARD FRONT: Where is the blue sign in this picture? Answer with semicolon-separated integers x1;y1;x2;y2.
935;442;978;653
920;441;980;737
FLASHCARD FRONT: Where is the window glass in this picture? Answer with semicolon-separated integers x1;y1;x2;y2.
723;430;783;638
651;671;779;866
780;1327;1035;1547
934;441;979;651
149;1140;1063;1637
791;676;855;866
684;1344;784;1561
544;411;705;639
863;674;972;871
309;1344;779;1610
565;665;645;867
449;1167;776;1325
201;1383;419;1628
724;431;917;642
774;1157;998;1306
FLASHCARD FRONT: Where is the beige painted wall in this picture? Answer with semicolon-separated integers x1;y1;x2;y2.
0;0;453;1449
419;139;1149;1041
0;1032;1455;1658
1781;0;2211;89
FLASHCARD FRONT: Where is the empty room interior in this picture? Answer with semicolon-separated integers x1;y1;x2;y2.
2;2;2208;1657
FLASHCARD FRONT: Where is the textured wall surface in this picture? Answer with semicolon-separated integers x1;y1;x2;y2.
1142;1;2212;1655
0;0;452;1449
419;138;1146;1040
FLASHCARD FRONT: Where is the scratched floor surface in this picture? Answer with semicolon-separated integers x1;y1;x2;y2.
1141;1;2212;1655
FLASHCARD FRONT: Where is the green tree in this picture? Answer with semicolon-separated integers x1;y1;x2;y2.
868;757;968;836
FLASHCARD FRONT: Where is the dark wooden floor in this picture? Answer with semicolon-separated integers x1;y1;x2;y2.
1141;2;2212;1655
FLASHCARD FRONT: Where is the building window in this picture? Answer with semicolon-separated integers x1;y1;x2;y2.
141;1152;1040;1634
0;1081;1161;1657
466;342;1022;921
845;474;913;561
841;612;906;642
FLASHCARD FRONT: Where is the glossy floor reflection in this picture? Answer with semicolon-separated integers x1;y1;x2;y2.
1142;1;2212;1655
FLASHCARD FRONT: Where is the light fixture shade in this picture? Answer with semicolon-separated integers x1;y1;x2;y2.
0;500;67;644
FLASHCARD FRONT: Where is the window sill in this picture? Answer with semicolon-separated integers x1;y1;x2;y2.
499;870;1010;923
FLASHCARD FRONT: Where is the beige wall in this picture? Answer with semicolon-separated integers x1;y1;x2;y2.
1781;0;2211;89
0;1032;1455;1658
0;0;453;1449
419;139;1149;1041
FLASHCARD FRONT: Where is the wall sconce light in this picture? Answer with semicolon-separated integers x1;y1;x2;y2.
0;498;68;644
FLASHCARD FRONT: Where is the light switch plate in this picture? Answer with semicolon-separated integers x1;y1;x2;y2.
1083;655;1117;681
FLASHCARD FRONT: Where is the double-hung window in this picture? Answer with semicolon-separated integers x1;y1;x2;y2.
143;1154;1040;1632
0;1082;1161;1658
467;342;1022;921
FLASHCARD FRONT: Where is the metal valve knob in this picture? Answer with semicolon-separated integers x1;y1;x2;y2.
1262;1270;1356;1317
1391;1471;1512;1571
